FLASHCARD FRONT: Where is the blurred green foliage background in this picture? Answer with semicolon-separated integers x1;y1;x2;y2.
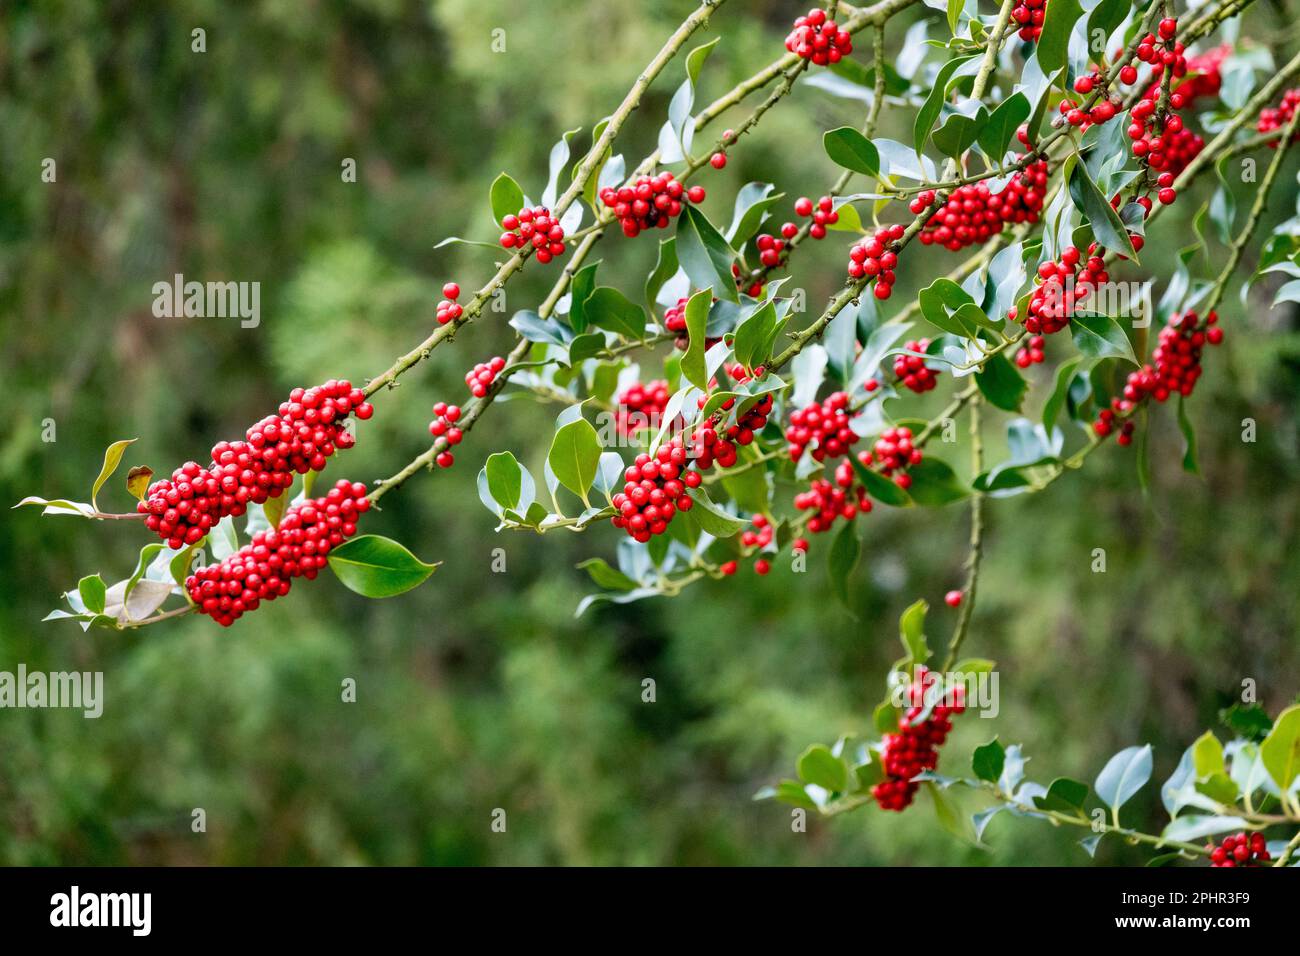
1;0;1298;865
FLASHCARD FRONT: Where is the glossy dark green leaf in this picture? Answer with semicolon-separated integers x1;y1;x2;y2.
583;287;646;340
1068;161;1138;262
489;172;525;228
905;457;970;506
976;351;1028;412
327;535;439;598
676;204;738;303
823;126;880;177
827;520;861;606
972;737;1006;783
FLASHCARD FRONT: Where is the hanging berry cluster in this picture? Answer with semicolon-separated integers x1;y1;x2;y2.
784;8;852;65
785;391;861;464
436;282;463;325
615;379;672;436
610;440;700;542
1093;310;1222;444
1056;71;1121;130
465;356;506;398
894;340;938;394
794;478;872;535
186;480;370;627
1258;88;1300;146
1011;0;1045;42
427;402;464;468
1207;832;1271;867
739;514;775;575
873;669;965;811
847;223;906;299
600;172;704;238
865;425;923;489
1008;243;1110;335
138;381;372;550
1014;334;1047;368
499;206;567;263
915;156;1049;251
1126;18;1193;189
690;387;774;470
795;195;838;240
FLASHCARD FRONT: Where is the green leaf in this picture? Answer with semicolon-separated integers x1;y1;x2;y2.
547;417;602;505
12;496;96;518
566;260;601;333
827;520;861;606
1036;0;1084;75
1177;395;1200;475
946;0;964;34
679;288;712;390
676;204;738;303
78;574;107;614
576;558;640;592
489;172;525;227
687;488;745;538
327;535;438;598
977;92;1030;158
1161;815;1252;844
899;598;931;665
1086;0;1129;56
170;543;201;593
1043;356;1084;432
644;238;679;311
485;452;524;511
797;744;850;792
905;457;970;506
1191;730;1226;779
976;351;1028;412
847;457;910;507
914;55;978;156
972;737;1006;783
1260;704;1300;792
1094;744;1153;814
1033;777;1090;812
583;287;646;340
91;438;136;512
732;300;778;371
823;126;880;177
726;182;784;247
1068;161;1138;262
1071;313;1137;365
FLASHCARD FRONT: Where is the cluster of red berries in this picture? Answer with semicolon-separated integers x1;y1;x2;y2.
1057;72;1122;131
785;8;852;65
873;669;965;811
691;389;773;470
600;172;704;239
1125;19;1193;191
610;439;700;542
1011;0;1045;42
1094;310;1222;444
465;355;506;398
436;282;463;325
795;195;838;240
615;379;672;436
427;402;464;468
1207;832;1271;867
139;381;372;550
915;158;1049;250
186;479;369;626
499;206;567;263
794;477;872;534
894;340;938;393
847;223;906;299
1015;335;1047;368
753;231;790;269
785;391;860;463
1258;88;1300;146
1008;243;1111;335
739;515;775;575
866;426;922;488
